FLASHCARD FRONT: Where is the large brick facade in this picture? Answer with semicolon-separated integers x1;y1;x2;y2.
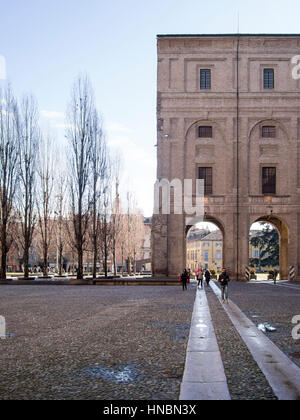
152;34;300;281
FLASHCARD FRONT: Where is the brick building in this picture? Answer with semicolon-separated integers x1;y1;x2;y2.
152;34;300;281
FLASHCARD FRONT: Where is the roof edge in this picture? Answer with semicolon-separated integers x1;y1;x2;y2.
157;33;300;38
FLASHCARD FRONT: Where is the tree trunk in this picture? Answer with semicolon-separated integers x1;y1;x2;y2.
104;236;108;278
1;241;7;281
133;251;136;275
121;247;124;276
43;244;48;276
0;223;7;280
24;247;29;279
58;244;63;276
113;246;117;276
127;257;131;275
93;243;97;279
77;244;83;280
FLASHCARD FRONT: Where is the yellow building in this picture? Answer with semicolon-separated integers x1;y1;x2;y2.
187;229;278;275
187;230;223;273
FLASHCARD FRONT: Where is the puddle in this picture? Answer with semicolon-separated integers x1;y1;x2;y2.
149;322;190;341
82;365;142;383
0;333;17;339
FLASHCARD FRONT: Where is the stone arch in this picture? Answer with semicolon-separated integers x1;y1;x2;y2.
248;119;290;141
249;214;290;279
185;119;227;143
248;119;290;196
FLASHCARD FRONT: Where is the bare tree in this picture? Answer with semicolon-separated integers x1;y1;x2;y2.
66;75;94;280
55;173;67;276
37;136;54;276
126;192;145;275
0;87;20;280
99;184;112;278
110;154;123;276
16;95;40;279
89;110;107;279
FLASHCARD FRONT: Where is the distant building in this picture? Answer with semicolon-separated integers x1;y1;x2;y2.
136;217;152;272
187;230;223;272
152;33;300;281
187;229;278;273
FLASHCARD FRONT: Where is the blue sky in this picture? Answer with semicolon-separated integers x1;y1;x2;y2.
1;0;300;216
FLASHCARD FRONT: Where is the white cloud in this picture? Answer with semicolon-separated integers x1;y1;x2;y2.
107;122;134;134
107;134;135;148
54;123;74;130
41;110;65;119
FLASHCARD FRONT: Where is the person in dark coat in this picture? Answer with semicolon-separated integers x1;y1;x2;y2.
205;269;211;286
187;269;191;284
218;268;230;303
181;269;188;291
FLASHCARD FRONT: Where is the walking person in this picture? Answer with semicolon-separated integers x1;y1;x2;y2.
219;268;230;303
187;268;191;284
197;268;204;289
181;269;188;291
273;269;278;285
205;269;211;286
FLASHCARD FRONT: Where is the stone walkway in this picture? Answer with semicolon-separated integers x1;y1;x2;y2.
180;287;230;400
180;281;300;400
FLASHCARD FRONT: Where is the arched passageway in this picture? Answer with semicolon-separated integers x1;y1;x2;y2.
249;215;289;280
185;216;225;275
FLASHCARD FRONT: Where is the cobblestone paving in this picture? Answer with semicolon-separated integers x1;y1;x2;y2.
0;285;195;400
205;286;277;400
223;282;300;369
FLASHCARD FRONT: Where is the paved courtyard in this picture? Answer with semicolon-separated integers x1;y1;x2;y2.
0;281;299;400
226;281;300;368
0;285;195;400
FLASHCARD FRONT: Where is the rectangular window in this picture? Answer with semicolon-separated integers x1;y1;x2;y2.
262;167;276;195
199;167;213;195
262;126;276;138
200;69;211;90
216;250;222;260
205;251;209;262
198;126;212;138
264;69;274;89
